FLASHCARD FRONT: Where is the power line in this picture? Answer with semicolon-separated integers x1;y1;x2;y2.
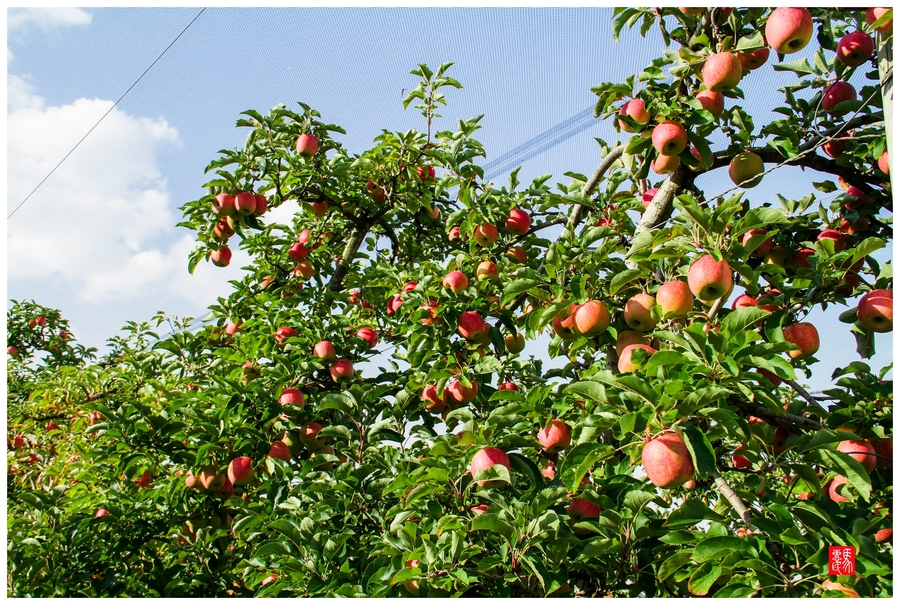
7;7;207;220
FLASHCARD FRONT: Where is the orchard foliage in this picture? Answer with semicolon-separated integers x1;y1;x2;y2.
7;8;893;598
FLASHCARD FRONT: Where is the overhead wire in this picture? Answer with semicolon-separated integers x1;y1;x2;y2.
7;7;207;220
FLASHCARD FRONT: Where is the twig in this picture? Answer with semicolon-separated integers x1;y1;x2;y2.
730;397;822;431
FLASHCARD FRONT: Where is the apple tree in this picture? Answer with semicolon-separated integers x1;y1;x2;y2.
7;7;893;598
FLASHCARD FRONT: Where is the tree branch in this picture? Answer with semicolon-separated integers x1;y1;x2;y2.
784;379;829;412
730;397;822;431
563;144;626;235
712;470;757;530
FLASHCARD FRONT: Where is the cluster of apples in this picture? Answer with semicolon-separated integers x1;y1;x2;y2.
208;191;270;267
620;7;888;189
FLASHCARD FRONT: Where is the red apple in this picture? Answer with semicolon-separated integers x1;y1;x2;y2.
624;293;658;332
227;456;254;486
446;378;478;405
867;7;893;35
695;89;725;118
840;216;869;235
615;330;651;356
837;439;878;473
702;52;743;92
568;498;601;522
765;7;813;54
330;358;355;383
469;447;511;488
268;441;292;461
651;153;680;175
642;433;695;488
253;193;267;215
474;223;499;247
356;327;378;349
234;191;257;216
656;281;694;318
386;294;403;315
878;149;889;174
817;229;847;251
7;346;19;358
857;289;893;332
641;187;660;208
497;382;519;392
822;81;857;115
224;319;242;336
823;139;846;159
829;474;853;503
313;340;336;360
288;242;308;262
279;387;305;409
212;193;235;216
310;201;329;217
728;152;765;188
782;322;820;359
448;225;461;241
732;446;752;469
737;47;770;70
442;270;469;293
457;311;486;341
688;255;733;302
274;326;298;344
296;133;318;157
210;246;232;267
476;261;499;281
741;228;774;257
421;384;446;413
537;419;572;453
732;293;758;310
506;246;527;263
617;99;650;132
416;165;436;180
651;121;688;156
572;300;611;336
617;343;655;373
837;31;875;67
213;218;235;240
505;209;531;235
95;508;109;518
299;421;325;450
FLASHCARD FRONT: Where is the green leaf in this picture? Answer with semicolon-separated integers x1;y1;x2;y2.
721;307;770;334
609;269;643;296
808;449;872;501
318;391;357;415
558;443;614;492
693;537;756;562
658;550;694;581
688;561;722;596
679;426;716;479
470;513;515;542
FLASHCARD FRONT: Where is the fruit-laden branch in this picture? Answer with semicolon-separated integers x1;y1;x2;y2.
563;144;627;236
633;163;697;236
708;113;888;200
729;397;823;431
712;470;757;530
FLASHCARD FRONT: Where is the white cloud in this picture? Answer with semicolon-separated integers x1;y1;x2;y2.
8;8;92;32
6;78;250;347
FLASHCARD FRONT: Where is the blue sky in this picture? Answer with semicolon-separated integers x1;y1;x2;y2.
6;7;893;391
